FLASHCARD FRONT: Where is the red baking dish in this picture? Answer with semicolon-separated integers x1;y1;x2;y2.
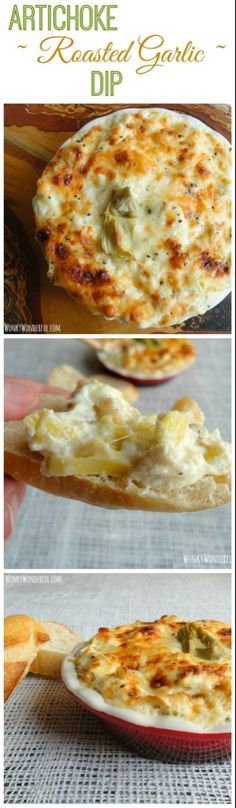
98;363;176;386
62;681;231;760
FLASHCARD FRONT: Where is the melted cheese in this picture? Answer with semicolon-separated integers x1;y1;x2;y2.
24;380;231;492
100;338;196;377
72;616;231;729
33;108;231;328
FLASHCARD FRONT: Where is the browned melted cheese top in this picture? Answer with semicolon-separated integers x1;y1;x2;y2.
74;615;231;728
101;338;196;374
34;109;231;328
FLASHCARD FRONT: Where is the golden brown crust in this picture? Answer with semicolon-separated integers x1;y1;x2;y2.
34;109;231;328
101;338;196;377
4;615;82;699
29;620;82;678
74;615;231;727
4;615;50;703
4;661;29;704
4;394;231;512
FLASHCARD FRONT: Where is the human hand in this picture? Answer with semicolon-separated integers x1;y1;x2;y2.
4;377;69;540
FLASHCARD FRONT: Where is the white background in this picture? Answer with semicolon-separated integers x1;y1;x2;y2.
1;0;235;102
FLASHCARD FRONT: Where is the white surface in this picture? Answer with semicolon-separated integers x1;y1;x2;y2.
4;573;231;804
4;571;231;626
4;338;231;570
3;0;234;103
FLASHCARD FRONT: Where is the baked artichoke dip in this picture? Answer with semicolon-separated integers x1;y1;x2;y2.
71;616;231;730
33;108;231;329
24;379;231;510
100;338;196;378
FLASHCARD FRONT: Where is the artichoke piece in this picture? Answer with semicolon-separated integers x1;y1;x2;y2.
156;411;188;446
177;624;193;653
204;444;225;461
111;187;136;217
177;622;221;660
101;187;136;257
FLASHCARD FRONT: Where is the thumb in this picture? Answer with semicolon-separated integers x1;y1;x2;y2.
4;379;41;420
4;478;26;540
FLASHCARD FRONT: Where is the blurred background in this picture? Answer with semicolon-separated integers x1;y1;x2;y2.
4;571;231;629
4;337;231;570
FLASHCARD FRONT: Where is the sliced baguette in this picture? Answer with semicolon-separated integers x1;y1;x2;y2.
30;620;81;678
47;365;85;391
4;615;82;701
4;393;231;512
4;614;50;702
47;363;138;401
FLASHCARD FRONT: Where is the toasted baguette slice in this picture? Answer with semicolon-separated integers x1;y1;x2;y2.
4;614;50;702
30;620;81;678
47;364;138;401
47;365;85;391
4;392;230;512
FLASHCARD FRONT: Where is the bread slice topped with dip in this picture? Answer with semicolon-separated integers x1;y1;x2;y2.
33;108;231;329
4;379;231;512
